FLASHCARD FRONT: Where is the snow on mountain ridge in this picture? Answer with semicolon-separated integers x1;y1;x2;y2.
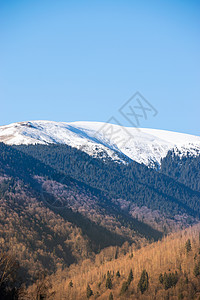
0;120;200;166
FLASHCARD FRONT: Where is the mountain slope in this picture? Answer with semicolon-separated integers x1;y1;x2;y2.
1;142;162;242
0;120;200;166
0;142;166;280
1;138;200;282
161;149;200;192
15;143;200;232
1;120;200;288
31;223;200;300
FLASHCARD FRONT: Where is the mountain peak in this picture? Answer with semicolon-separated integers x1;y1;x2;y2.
1;120;200;166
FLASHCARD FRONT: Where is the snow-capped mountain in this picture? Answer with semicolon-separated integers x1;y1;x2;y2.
0;120;200;166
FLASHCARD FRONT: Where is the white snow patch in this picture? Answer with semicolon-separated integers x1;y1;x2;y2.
0;120;200;166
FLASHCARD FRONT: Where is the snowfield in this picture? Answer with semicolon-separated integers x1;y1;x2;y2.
0;120;200;166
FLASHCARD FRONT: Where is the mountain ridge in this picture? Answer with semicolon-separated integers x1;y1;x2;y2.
1;120;200;167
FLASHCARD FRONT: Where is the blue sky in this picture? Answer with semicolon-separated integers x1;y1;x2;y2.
0;0;199;135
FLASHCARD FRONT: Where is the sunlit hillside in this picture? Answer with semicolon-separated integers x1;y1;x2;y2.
25;223;200;299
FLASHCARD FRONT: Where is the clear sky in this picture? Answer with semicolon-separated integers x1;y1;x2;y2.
0;0;199;135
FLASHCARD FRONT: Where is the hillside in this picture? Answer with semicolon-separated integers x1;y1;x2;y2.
16;143;200;231
26;223;200;299
0;142;165;282
161;150;200;192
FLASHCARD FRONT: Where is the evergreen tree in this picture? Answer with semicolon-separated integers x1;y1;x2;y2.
86;284;93;298
185;239;192;254
161;271;179;290
184;272;188;284
69;280;73;288
163;272;170;290
116;270;120;278
120;281;129;295
138;270;149;294
127;269;133;285
194;262;200;277
109;292;114;300
159;273;163;284
106;271;112;289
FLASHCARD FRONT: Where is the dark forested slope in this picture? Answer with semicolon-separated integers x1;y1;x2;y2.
16;144;200;221
161;149;200;192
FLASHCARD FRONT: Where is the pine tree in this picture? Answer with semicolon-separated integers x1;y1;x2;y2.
86;284;93;298
185;239;192;254
116;270;120;278
184;272;188;284
69;280;73;288
109;292;114;300
194;262;200;277
161;271;179;289
138;270;149;294
120;281;129;295
159;273;163;284
127;269;133;285
106;271;112;289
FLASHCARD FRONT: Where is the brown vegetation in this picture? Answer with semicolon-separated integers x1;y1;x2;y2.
26;223;200;299
0;175;91;280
